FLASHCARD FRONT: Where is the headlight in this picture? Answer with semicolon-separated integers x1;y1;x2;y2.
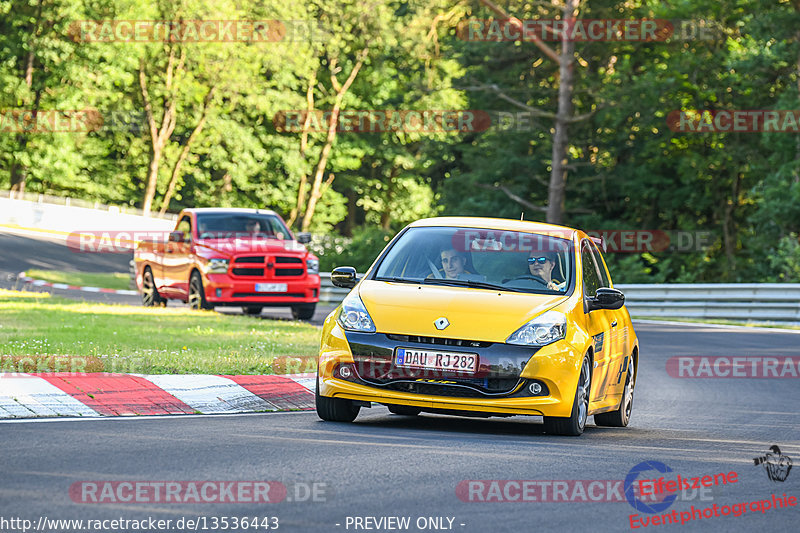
306;258;319;275
506;310;566;346
206;258;229;274
336;292;376;333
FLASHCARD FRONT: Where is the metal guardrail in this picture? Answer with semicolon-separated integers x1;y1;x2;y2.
1;190;178;220
318;274;800;324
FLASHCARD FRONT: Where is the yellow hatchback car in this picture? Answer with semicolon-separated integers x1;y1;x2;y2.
316;217;639;436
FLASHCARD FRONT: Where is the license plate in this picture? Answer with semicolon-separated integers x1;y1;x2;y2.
395;348;478;373
255;283;288;293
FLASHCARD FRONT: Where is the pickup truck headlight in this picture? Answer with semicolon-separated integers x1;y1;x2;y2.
306;258;319;275
336;292;376;333
206;258;230;274
506;310;566;346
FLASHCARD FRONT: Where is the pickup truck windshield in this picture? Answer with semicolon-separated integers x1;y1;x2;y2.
374;226;574;295
195;213;292;240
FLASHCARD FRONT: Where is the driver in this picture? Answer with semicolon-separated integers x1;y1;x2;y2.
245;219;261;234
528;250;566;291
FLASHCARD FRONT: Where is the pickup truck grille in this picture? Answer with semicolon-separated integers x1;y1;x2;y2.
230;255;305;278
232;267;264;276
275;268;304;276
235;256;265;264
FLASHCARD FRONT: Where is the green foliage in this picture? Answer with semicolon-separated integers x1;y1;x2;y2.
311;226;395;272
2;0;800;281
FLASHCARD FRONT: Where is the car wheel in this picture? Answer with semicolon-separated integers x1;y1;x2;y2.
142;267;165;307
243;306;263;315
594;354;635;427
315;374;360;422
188;272;212;310
291;303;316;320
543;354;591;436
388;405;421;416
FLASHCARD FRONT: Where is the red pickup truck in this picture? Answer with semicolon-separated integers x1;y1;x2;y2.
134;208;320;319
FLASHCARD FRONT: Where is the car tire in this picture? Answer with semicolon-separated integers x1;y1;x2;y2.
188;271;213;310
243;306;263;315
142;267;166;307
594;354;635;427
543;354;591;436
315;374;360;422
388;405;421;416
291;303;316;320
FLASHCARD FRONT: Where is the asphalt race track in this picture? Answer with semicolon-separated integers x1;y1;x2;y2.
2;230;799;532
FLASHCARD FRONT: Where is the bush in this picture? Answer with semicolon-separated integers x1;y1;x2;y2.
309;226;395;272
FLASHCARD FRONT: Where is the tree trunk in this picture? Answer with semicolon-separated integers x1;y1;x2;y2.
159;86;216;215
139;49;182;215
546;0;580;225
300;48;368;231
10;0;43;195
288;70;318;228
722;173;742;277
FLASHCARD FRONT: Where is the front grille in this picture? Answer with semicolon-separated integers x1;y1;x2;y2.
275;268;304;277
235;256;265;264
374;379;523;397
386;334;491;348
275;256;303;264
232;292;306;298
232;267;264;276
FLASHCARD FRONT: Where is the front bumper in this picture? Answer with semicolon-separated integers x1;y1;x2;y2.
318;323;583;418
203;273;320;305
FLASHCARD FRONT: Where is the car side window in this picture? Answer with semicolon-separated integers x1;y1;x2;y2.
177;216;192;240
590;242;611;288
581;241;602;297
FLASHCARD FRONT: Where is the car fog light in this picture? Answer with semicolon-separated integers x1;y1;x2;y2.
529;382;542;395
339;366;352;379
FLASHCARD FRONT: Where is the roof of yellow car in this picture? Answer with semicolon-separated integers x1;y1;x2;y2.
409;216;578;236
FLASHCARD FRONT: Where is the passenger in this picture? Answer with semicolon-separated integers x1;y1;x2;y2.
438;248;485;281
527;250;566;291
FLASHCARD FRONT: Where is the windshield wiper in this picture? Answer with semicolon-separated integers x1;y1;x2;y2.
374;276;424;284
421;278;526;293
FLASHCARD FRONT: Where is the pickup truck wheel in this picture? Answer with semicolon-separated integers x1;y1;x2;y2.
291;303;316;320
142;268;165;307
189;272;212;310
243;306;263;315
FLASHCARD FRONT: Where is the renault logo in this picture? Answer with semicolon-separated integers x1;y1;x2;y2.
434;317;450;330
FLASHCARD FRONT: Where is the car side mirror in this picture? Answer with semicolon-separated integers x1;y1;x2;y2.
587;287;625;311
331;266;358;289
168;231;186;243
296;232;312;244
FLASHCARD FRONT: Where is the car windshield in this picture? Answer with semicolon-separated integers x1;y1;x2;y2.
373;226;574;295
195;214;292;240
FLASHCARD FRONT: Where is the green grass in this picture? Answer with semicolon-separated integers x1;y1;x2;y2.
25;269;131;291
631;315;800;330
0;289;321;374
